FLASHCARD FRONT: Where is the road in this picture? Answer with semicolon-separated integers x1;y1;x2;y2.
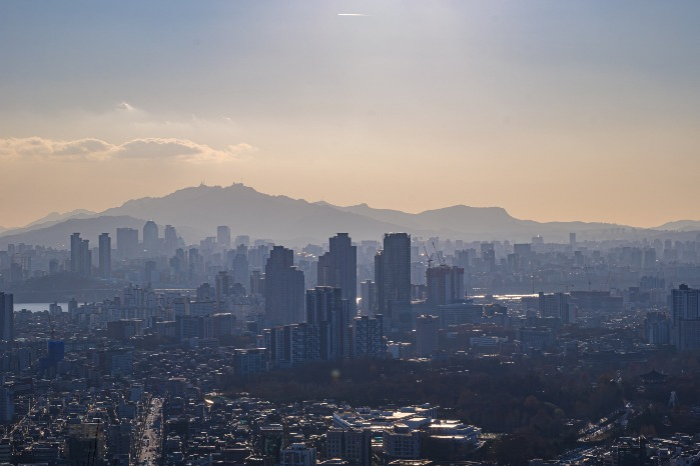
136;397;163;466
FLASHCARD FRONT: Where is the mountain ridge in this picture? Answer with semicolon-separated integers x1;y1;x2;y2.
2;183;698;247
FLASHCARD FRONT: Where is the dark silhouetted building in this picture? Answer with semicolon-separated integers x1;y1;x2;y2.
116;227;139;259
98;232;111;279
70;232;91;277
318;233;357;311
375;233;411;330
265;246;305;326
217;225;231;249
0;292;13;342
671;284;700;351
415;315;439;358
426;265;464;306
143;220;159;253
306;286;350;360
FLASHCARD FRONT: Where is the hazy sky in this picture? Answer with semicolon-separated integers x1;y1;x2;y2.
1;1;699;228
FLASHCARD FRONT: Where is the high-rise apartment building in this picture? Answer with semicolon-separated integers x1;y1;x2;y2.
318;233;357;311
217;226;231;249
426;265;465;306
116;227;139;259
164;225;178;255
232;248;250;288
375;233;411;330
306;286;350;360
415;314;439;358
360;279;376;316
98;233;111;279
671;284;700;351
70;233;91;277
265;246;305;326
351;315;384;359
0;292;13;342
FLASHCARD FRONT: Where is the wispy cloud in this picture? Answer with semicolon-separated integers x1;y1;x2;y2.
0;137;256;163
337;13;369;16
116;101;135;112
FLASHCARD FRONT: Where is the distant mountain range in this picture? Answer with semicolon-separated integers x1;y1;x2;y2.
1;183;699;248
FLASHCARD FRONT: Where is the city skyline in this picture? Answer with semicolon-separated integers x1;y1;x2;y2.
2;1;700;228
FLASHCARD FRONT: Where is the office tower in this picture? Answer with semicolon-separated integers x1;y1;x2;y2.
116;227;139;259
143;220;159;253
0;292;13;342
70;232;81;273
374;233;411;329
306;286;350;360
538;292;572;324
232;250;250;288
480;242;496;271
265;246;305;326
0;386;13;423
98;233;111;279
318;233;357;310
360;279;376;316
49;258;59;274
70;233;91;277
215;271;231;311
236;235;250;247
351;314;384;359
250;270;265;296
217;226;231;249
415;314;439;358
671;284;700;351
164;225;178;255
569;232;577;250
426;265;465;306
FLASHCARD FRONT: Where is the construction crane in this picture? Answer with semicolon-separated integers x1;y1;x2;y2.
604;271;613;291
584;268;592;291
44;310;55;340
418;237;433;269
432;241;446;266
423;244;433;269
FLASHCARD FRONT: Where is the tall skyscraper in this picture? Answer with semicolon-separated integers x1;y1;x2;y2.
215;271;231;311
143;220;159;253
671;284;700;351
318;233;357;311
70;233;91;277
217;226;231;249
70;232;81;274
116;227;139;259
306;286;350;360
164;225;178;255
0;292;13;342
265;246;305;326
480;242;496;271
360;279;376;316
98;233;111;279
375;233;411;330
232;248;250;289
